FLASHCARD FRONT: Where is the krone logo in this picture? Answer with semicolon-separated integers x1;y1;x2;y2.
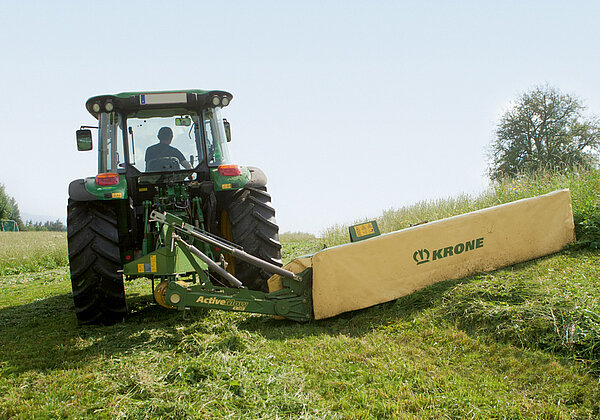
413;249;430;265
413;237;484;265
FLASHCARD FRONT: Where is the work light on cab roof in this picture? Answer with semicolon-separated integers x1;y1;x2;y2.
84;89;234;118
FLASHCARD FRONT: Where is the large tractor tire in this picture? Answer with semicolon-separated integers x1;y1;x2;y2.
220;186;282;292
67;199;127;325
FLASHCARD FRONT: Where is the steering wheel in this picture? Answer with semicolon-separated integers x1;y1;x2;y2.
146;157;180;172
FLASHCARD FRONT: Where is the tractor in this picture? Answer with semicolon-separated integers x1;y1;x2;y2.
68;90;288;325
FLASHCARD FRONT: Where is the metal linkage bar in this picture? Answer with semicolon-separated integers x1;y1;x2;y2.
151;210;296;279
174;234;243;288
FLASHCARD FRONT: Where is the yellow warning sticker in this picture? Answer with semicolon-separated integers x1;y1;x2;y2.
354;222;375;238
150;255;157;272
137;264;144;273
139;187;148;192
112;192;122;198
222;184;232;190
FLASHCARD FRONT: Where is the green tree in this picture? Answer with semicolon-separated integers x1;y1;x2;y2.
488;85;600;180
44;219;66;232
0;183;23;230
23;219;66;232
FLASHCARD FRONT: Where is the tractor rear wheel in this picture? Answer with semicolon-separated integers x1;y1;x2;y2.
220;186;282;292
67;199;127;325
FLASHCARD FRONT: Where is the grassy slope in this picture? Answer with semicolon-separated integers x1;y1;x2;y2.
1;172;600;418
322;169;600;247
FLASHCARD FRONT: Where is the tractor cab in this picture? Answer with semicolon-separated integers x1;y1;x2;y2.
77;90;233;181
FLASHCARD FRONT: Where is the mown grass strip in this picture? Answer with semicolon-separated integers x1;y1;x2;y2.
1;246;599;418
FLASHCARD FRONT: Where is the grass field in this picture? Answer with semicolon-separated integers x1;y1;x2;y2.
1;171;600;418
0;232;67;275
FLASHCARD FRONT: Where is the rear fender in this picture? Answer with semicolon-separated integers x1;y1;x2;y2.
211;165;267;192
246;166;267;188
68;177;128;201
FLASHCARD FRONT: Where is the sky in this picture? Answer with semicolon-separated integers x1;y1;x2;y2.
1;1;599;234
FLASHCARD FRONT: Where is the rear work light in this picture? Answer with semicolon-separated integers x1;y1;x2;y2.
95;172;120;186
218;165;241;177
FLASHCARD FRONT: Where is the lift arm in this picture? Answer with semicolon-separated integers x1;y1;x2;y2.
124;210;314;321
150;210;297;280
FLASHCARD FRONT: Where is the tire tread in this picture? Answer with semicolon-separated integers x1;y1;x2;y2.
67;199;127;325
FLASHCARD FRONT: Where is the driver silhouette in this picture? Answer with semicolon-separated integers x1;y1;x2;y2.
145;127;192;171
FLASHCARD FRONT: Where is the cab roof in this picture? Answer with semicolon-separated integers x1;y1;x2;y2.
85;89;233;119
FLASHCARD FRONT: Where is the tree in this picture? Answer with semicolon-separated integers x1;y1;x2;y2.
24;219;66;232
488;85;600;180
0;183;23;229
44;219;66;232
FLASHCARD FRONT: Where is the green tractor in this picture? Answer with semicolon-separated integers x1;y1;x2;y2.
67;89;302;325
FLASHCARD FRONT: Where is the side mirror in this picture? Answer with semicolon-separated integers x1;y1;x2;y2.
76;129;93;151
223;119;231;142
175;117;192;127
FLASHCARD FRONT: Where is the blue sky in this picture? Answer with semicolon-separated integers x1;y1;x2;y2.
1;1;599;234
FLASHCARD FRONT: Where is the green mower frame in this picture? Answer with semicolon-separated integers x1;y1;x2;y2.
133;211;313;321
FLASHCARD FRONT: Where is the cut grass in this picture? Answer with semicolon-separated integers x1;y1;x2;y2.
1;246;599;418
392;250;600;374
